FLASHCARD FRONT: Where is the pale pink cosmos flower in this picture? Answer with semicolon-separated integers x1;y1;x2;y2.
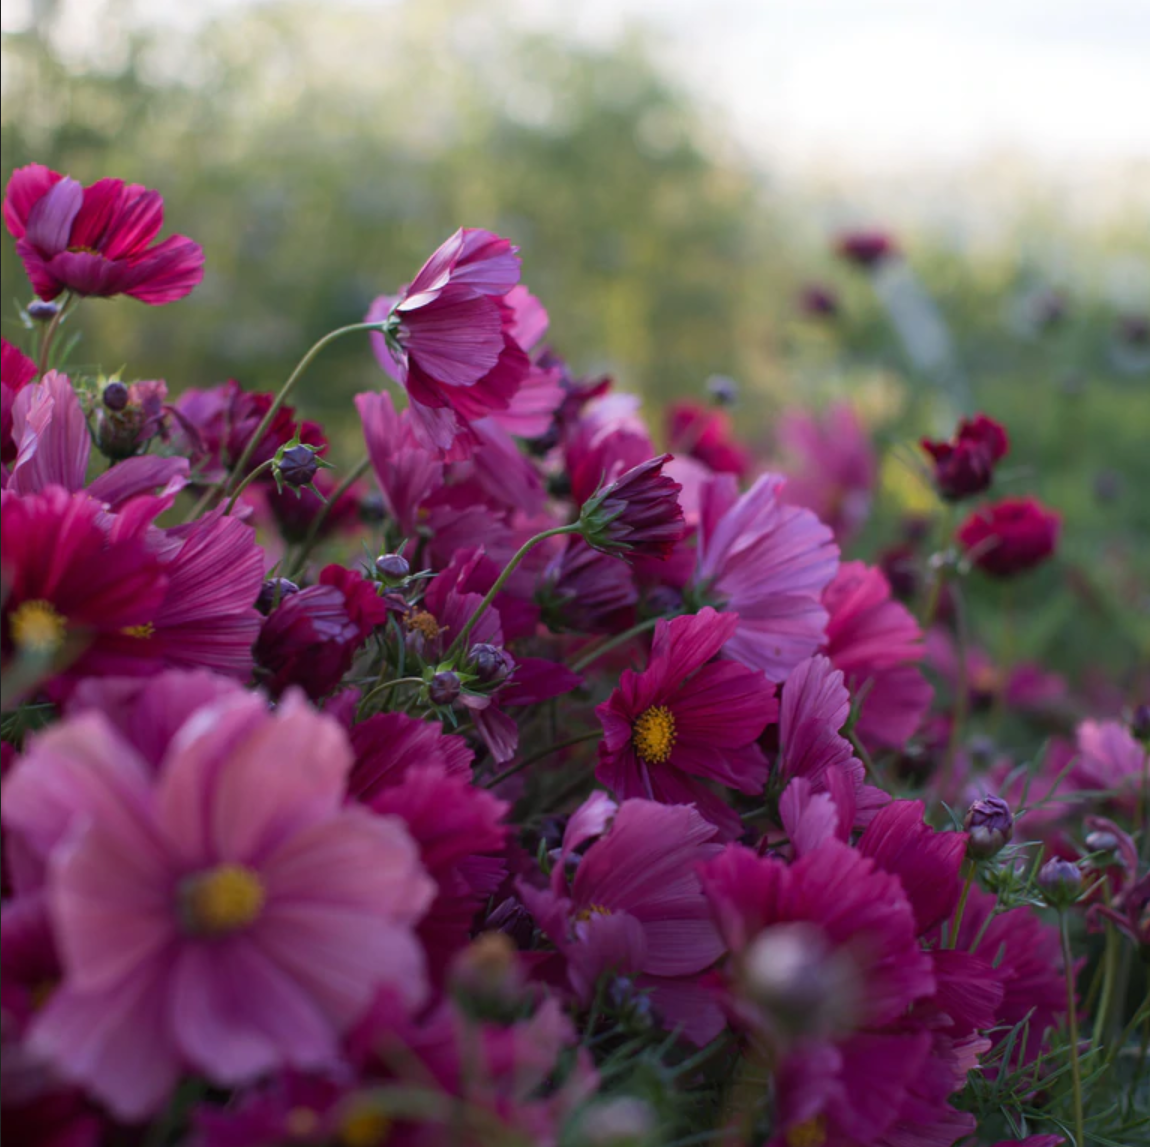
1;690;434;1120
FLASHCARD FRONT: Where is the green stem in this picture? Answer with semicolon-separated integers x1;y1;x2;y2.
919;503;954;629
223;458;275;515
939;581;969;796
448;524;580;659
222;321;383;498
846;728;879;784
483;729;601;790
1059;911;1086;1147
286;455;372;579
36;292;74;377
357;676;426;714
946;861;975;949
569;615;661;674
1090;914;1120;1054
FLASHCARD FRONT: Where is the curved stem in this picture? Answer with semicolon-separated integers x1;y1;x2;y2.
569;615;661;674
945;861;975;949
221;321;382;498
357;676;426;713
448;524;580;659
286;455;371;580
37;292;74;376
483;729;601;790
1059;911;1086;1147
223;458;274;516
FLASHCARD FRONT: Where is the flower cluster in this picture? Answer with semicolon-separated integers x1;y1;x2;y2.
1;166;1146;1147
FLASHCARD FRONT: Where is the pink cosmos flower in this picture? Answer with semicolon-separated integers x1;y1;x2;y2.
1;337;38;466
822;561;933;750
367;228;530;458
1069;718;1148;811
520;795;726;1045
540;536;637;634
694;474;839;682
776;403;877;544
666;400;750;477
3;165;204;305
596;608;777;836
1;691;434;1120
564;392;655;506
348;711;474;803
699;838;936;1147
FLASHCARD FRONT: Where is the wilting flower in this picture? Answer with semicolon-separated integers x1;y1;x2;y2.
835;228;898;269
1;691;434;1119
596;608;776;835
694;474;839;681
921;413;1010;501
579;454;685;560
2;164;204;305
957;497;1060;577
520;794;726;1044
2;336;38;464
367;228;530;457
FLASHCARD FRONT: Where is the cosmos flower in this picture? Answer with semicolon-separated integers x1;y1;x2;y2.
921;414;1009;501
957;497;1060;577
3;165;203;304
1;337;38;465
666;400;750;478
1;692;434;1120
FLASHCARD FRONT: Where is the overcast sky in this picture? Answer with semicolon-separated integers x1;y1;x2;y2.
5;0;1149;175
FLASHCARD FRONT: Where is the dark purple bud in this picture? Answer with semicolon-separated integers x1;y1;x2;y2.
1131;703;1150;743
278;444;319;489
469;642;508;684
256;577;301;615
964;796;1014;860
429;670;461;706
486;897;535;950
27;300;59;322
798;284;839;319
1084;830;1119;856
1038;858;1082;907
579;454;685;561
102;381;131;412
374;552;411;583
359;491;387;523
706;374;739;406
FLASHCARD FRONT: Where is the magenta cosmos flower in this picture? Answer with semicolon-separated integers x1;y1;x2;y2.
1;690;434;1120
367;228;530;458
921;413;1009;501
3;165;204;305
694;473;839;682
2;336;38;465
520;794;726;1045
596;607;777;835
957;496;1060;577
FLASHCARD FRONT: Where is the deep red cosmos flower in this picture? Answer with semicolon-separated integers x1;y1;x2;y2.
596;607;777;836
367;228;531;458
921;413;1010;501
957;496;1060;577
834;228;898;269
2;165;204;305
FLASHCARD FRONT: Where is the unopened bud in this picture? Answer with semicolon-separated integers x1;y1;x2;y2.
1131;703;1150;744
964;796;1014;860
706;374;738;406
429;670;461;706
1038;858;1082;907
27;300;59;322
255;577;300;615
277;444;319;489
102;381;130;411
469;642;507;683
1084;830;1119;856
374;552;411;583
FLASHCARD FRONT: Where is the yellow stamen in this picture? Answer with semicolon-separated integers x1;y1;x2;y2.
405;609;442;641
283;1107;321;1139
121;622;156;639
786;1116;827;1147
339;1100;392;1147
181;864;265;936
9;600;66;655
632;705;676;764
575;903;612;923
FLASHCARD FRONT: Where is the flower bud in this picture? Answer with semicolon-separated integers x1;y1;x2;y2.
1084;830;1119;856
1131;703;1150;744
964;795;1014;860
485;897;535;949
706;374;739;406
798;284;839;320
374;552;411;584
102;381;130;412
26;300;59;322
277;444;319;489
428;670;461;706
448;932;523;1008
358;491;387;523
469;642;508;684
579;454;685;561
256;577;300;615
1038;858;1082;907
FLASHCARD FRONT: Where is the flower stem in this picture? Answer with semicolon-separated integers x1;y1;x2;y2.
945;861;975;949
846;727;879;784
286;455;371;579
37;291;74;377
221;321;383;498
939;580;969;795
569;615;661;674
483;729;602;790
448;524;580;659
223;458;274;516
1058;910;1086;1147
1090;913;1120;1054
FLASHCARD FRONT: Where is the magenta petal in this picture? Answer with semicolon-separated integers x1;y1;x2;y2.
25;177;83;255
9;372;90;495
567;910;647;1001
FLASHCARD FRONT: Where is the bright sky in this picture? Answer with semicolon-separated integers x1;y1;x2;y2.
5;0;1149;175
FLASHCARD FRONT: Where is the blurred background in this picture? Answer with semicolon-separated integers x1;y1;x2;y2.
2;0;1148;682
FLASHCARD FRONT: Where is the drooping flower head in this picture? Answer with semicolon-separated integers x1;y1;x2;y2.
694;474;839;682
367;228;530;458
921;413;1010;501
1;689;434;1120
3;164;204;304
579;454;686;561
957;497;1060;577
596;608;777;835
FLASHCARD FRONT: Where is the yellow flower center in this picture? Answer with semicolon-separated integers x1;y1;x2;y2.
121;622;156;639
181;864;265;936
283;1107;321;1139
405;609;442;641
786;1116;827;1147
9;599;66;654
339;1101;392;1147
632;705;676;764
575;903;612;922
